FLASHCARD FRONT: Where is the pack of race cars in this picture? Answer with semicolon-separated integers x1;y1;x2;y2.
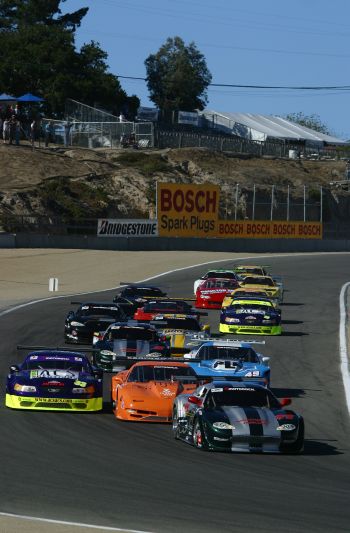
5;264;305;454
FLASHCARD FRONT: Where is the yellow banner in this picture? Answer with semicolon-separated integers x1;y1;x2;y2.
157;182;219;237
216;220;323;239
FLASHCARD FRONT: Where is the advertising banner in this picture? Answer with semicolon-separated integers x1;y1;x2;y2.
157;183;220;237
216;220;323;239
178;111;199;126
97;219;158;237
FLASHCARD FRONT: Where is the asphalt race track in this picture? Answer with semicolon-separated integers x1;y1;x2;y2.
1;254;350;533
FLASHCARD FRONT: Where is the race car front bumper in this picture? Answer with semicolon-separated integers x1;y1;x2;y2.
5;394;103;411
219;324;282;335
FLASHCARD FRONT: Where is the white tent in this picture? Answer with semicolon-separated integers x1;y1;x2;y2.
200;110;347;145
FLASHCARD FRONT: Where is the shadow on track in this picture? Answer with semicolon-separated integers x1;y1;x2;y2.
281;302;304;307
281;331;309;337
272;387;307;398
282;319;303;325
304;439;343;456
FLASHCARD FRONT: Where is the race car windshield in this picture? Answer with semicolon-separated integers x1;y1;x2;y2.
24;360;85;372
198;345;258;362
242;277;274;286
108;328;156;341
205;272;237;279
231;304;272;313
154;318;201;331
78;306;122;318
207;388;279;408
203;279;237;289
239;268;264;275
128;365;196;382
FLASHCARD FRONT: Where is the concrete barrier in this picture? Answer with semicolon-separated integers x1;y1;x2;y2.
7;232;350;252
0;233;15;248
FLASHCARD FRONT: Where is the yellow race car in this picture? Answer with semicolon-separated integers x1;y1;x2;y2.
222;287;278;309
238;275;282;303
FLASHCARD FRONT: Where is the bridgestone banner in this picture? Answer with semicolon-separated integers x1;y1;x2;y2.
97;219;158;237
216;221;323;239
157;182;220;237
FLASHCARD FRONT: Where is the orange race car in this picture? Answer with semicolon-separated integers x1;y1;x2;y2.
111;360;199;422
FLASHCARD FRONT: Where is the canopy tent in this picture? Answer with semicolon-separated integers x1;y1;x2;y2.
17;93;44;102
0;93;16;101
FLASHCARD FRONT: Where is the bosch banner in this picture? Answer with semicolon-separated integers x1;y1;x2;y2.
97;219;158;237
157;183;219;237
216;221;323;239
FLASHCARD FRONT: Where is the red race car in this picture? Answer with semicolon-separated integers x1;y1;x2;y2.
134;299;200;321
195;277;240;309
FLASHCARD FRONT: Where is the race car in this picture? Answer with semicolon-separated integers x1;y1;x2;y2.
6;349;103;411
64;302;128;344
111;360;199;422
220;298;282;335
234;266;284;299
193;269;239;294
93;322;170;372
184;339;270;387
113;284;167;307
172;381;304;453
222;288;277;309
238;275;283;303
151;314;210;356
233;265;269;278
134;299;201;321
195;278;240;309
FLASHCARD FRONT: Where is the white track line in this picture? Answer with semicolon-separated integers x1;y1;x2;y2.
0;512;151;532
339;283;350;417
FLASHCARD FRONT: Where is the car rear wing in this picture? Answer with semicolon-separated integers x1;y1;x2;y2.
187;338;266;345
17;345;95;353
119;282;169;289
105;356;201;363
141;296;196;302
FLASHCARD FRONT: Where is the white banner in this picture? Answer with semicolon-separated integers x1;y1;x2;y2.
97;219;158;237
137;107;159;121
178;111;199;126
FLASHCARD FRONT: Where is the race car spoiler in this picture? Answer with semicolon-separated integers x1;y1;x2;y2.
17;345;95;352
187;338;266;345
102;356;201;363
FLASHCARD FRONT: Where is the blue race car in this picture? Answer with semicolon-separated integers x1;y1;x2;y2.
6;349;103;411
184;339;270;387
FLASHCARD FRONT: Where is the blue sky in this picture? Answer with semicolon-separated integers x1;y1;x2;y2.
64;0;350;139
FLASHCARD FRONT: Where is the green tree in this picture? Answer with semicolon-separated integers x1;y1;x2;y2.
145;36;212;112
0;0;139;117
284;112;330;135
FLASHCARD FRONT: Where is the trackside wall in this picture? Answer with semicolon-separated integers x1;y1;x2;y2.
3;233;350;252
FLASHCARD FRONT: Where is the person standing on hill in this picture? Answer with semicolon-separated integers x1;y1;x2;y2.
3;118;9;143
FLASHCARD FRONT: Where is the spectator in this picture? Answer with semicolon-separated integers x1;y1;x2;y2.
30;119;37;147
3;118;10;143
119;112;125;122
8;115;17;144
15;116;21;146
44;120;54;147
63;119;73;147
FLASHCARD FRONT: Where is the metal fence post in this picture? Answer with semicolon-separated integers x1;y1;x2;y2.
304;185;306;222
252;184;256;220
270;185;274;221
320;186;323;222
234;183;239;220
287;184;290;221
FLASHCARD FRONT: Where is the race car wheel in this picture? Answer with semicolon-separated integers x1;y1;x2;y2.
281;419;304;454
193;419;208;450
172;407;183;440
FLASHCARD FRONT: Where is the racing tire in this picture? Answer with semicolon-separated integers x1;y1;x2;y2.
281;419;304;454
192;419;208;451
172;407;180;440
